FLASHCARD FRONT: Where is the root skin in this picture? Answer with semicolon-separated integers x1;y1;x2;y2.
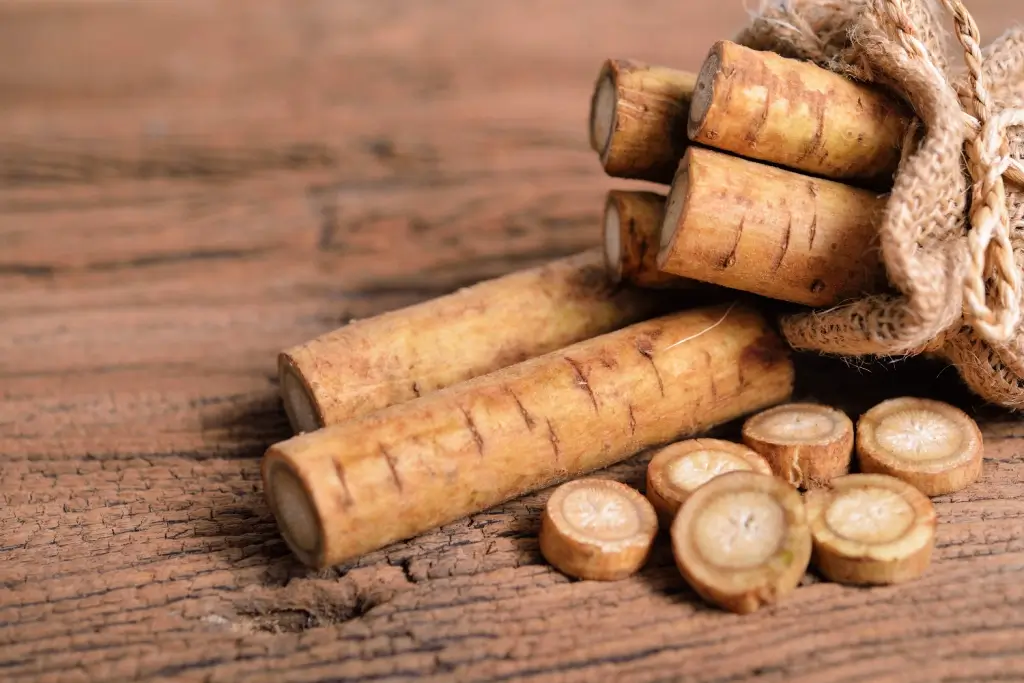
591;59;697;184
539;478;658;581
742;403;854;489
646;438;772;525
805;473;937;585
604;190;691;289
671;471;811;615
688;40;913;185
855;397;984;496
657;147;887;307
279;249;667;433
263;304;794;569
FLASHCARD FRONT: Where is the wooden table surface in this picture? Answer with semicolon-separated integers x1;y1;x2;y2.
4;2;1024;681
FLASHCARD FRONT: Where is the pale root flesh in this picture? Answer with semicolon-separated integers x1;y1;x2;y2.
280;360;321;434
604;190;689;289
742;403;854;489
540;479;658;581
824;488;914;545
263;304;795;569
692;491;785;570
805;473;937;585
591;74;617;159
671;471;811;614
279;249;666;433
668;452;756;492
590;59;698;184
646;438;772;524
856;397;984;496
688;50;717;140
752;410;837;442
687;40;912;185
660;169;687;252
656;147;887;307
269;464;320;555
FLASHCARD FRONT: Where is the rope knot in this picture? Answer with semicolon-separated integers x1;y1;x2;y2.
860;0;1024;343
921;0;1024;343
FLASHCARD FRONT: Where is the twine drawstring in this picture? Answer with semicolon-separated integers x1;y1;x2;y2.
880;0;1024;343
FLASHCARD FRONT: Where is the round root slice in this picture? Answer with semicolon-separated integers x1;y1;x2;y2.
590;72;617;159
856;397;983;496
671;471;811;614
266;462;323;565
742;403;853;489
279;357;323;434
646;438;772;524
804;473;936;585
603;195;624;284
540;478;658;581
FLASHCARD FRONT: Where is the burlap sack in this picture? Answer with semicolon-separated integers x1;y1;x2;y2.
735;0;1024;408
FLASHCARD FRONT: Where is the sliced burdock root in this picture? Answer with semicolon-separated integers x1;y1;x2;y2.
646;438;772;525
856;397;983;496
671;471;811;614
804;473;937;585
539;478;659;581
742;402;853;488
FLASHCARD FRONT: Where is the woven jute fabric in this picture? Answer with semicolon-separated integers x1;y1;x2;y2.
735;0;1024;408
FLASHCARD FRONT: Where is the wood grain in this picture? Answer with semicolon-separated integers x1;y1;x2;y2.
2;1;1024;681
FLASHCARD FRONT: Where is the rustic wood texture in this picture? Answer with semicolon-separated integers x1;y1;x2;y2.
2;1;1024;682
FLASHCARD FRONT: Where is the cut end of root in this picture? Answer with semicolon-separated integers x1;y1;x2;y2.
671;471;810;614
657;156;690;266
856;397;983;496
805;473;936;585
540;478;658;581
646;439;772;522
687;45;720;141
603;196;624;283
744;403;851;445
280;357;324;434
591;72;617;160
266;461;322;566
694;489;786;569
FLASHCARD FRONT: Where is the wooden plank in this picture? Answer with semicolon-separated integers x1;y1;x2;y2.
3;1;1024;682
0;0;719;186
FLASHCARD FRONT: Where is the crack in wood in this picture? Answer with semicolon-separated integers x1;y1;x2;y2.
0;263;56;278
317;199;339;251
15;247;271;275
